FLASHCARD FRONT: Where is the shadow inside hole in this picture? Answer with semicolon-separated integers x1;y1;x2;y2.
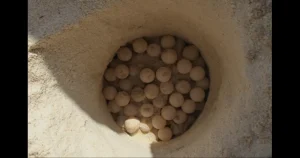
29;35;125;134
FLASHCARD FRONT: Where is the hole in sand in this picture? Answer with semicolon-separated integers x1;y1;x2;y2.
102;35;211;143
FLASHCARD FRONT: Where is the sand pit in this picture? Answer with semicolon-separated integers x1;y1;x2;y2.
28;0;272;157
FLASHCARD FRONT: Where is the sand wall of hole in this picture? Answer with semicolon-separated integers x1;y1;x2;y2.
28;0;272;157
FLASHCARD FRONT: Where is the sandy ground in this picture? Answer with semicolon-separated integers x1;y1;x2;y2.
28;0;271;157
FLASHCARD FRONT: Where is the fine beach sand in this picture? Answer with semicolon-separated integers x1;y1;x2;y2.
28;0;272;157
